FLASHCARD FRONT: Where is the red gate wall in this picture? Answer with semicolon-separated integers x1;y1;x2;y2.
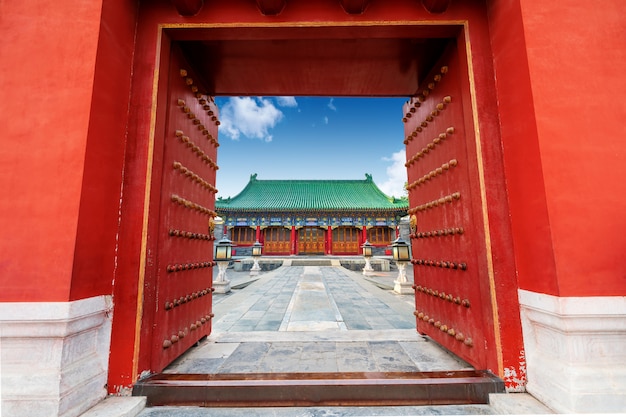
148;46;220;371
110;0;524;390
2;0;623;402
404;42;500;373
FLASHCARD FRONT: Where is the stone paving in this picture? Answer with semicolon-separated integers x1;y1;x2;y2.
131;261;554;416
137;405;496;416
162;263;471;376
214;264;416;331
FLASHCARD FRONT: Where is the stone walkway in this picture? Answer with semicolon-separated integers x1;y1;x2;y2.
162;264;471;375
130;261;553;416
215;264;416;332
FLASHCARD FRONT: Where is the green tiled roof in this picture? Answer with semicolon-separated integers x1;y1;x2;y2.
216;174;408;213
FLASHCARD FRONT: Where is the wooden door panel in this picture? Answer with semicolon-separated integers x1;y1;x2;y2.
331;227;359;254
298;227;324;254
404;43;494;369
346;242;358;253
265;240;288;254
150;46;220;372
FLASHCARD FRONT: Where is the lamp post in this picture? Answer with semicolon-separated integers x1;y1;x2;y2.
214;236;233;293
250;240;263;276
361;240;374;276
391;237;413;294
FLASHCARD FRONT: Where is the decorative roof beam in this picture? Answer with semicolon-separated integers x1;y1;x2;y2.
421;0;452;14
256;0;287;16
339;0;371;14
170;0;204;16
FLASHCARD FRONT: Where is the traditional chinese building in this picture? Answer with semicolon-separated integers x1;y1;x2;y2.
216;174;408;256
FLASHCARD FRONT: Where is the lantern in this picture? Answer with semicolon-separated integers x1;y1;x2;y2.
391;237;411;262
214;236;233;261
361;240;373;258
252;240;263;257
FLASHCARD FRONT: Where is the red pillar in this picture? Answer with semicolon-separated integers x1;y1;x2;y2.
362;226;368;243
290;226;296;255
255;225;261;243
327;228;333;255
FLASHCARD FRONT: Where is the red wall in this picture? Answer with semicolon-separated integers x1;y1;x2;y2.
0;1;104;301
489;0;626;297
109;0;524;389
69;0;139;300
6;0;620;391
0;0;138;302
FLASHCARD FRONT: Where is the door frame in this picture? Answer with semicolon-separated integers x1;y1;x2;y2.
111;8;524;392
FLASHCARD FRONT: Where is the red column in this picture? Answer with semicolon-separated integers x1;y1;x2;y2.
362;226;368;243
327;228;333;255
290;226;296;255
255;225;260;242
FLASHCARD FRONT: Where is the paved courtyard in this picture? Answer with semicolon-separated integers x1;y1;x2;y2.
163;262;472;375
126;261;553;416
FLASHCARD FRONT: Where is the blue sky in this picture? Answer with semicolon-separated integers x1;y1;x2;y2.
214;96;409;199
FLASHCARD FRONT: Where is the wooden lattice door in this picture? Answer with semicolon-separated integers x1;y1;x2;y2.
150;46;220;372
404;42;498;370
264;227;290;255
298;227;325;254
332;227;360;254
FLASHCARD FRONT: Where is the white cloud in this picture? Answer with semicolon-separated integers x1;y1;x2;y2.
328;98;337;111
378;149;407;198
276;96;298;107
218;97;283;142
324;116;329;124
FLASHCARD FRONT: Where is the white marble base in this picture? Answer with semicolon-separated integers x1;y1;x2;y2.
0;295;113;417
215;261;231;292
213;279;231;294
376;259;390;272
518;289;626;414
81;395;146;417
394;280;414;295
250;258;261;276
362;258;374;276
488;393;554;414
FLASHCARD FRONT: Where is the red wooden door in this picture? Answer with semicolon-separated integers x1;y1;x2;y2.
150;47;219;371
332;227;360;255
404;43;496;370
264;227;290;255
298;227;325;254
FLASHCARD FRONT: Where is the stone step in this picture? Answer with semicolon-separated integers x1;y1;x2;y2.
132;370;505;407
290;259;334;266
